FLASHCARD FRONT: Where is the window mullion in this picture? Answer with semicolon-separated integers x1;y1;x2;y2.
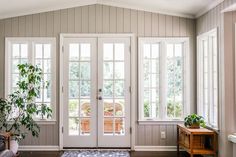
160;41;167;120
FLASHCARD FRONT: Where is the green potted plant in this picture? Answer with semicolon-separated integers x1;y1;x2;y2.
0;63;52;149
184;114;206;129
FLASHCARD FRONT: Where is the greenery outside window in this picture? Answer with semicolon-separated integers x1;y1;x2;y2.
138;38;190;121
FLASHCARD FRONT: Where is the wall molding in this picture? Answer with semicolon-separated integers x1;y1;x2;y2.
19;145;60;151
134;146;183;151
195;0;224;18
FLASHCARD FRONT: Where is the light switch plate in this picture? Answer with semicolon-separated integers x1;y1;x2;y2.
161;131;166;139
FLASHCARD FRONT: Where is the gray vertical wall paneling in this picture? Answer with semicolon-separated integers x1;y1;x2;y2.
95;4;102;33
137;11;144;36
130;10;138;34
144;12;152;37
25;15;33;37
173;16;180;37
60;9;68;33
32;14;40;37
152;125;160;145
165;15;173;37
89;5;96;33
144;125;152;145
0;4;195;146
166;125;174;146
124;9;131;33
75;7;82;33
179;18;187;37
109;6;117;33
137;125;145;145
39;13;47;37
116;7;124;33
102;5;110;33
12;17;19;36
19;16;26;37
158;14;166;37
82;6;89;33
151;13;159;36
0;21;5;97
68;8;75;33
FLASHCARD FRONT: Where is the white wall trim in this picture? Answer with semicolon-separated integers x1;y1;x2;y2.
18;145;60;151
134;146;182;151
195;0;224;18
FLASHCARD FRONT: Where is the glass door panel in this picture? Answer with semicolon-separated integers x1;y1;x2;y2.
63;38;97;147
98;38;131;147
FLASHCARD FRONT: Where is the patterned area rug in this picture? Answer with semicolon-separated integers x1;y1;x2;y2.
62;150;130;157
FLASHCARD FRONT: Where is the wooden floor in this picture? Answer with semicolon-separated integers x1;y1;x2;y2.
19;151;194;157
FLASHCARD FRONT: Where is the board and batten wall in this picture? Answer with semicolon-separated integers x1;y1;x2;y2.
197;0;236;156
0;4;196;147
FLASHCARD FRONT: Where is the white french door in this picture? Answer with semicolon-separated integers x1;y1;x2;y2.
62;36;131;148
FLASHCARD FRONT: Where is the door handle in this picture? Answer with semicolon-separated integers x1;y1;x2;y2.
97;96;103;100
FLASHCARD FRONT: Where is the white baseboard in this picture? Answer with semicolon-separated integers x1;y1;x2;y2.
134;146;182;151
19;145;60;151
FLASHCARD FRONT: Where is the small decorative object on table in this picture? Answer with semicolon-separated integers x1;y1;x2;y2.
184;114;206;129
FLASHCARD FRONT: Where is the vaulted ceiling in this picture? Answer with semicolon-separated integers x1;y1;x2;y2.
0;0;224;19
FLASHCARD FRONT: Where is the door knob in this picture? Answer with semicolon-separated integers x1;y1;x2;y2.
97;96;102;100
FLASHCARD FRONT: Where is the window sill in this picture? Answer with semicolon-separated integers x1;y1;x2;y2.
138;119;184;125
205;125;220;133
35;119;57;125
7;119;57;125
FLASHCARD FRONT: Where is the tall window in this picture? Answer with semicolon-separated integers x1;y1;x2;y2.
197;28;218;129
139;38;190;121
5;38;56;121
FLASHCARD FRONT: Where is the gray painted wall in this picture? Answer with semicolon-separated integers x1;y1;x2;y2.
197;0;236;156
0;4;196;146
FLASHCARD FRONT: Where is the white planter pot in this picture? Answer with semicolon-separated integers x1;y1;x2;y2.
10;140;18;155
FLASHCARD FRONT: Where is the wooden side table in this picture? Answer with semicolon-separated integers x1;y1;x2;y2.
177;124;217;157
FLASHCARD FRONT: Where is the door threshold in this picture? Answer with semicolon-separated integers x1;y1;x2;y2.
63;147;131;151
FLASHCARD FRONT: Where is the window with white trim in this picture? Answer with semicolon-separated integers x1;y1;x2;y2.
138;38;190;121
197;28;218;129
5;38;56;121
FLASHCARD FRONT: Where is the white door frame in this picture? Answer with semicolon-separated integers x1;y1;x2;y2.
59;33;136;150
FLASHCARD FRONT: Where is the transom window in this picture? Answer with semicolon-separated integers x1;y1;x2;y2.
138;38;190;121
197;28;218;129
5;38;56;121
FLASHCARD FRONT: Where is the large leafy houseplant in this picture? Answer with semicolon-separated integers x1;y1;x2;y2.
184;114;206;129
0;63;52;141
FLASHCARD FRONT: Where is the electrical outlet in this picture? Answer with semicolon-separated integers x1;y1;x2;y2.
161;131;166;139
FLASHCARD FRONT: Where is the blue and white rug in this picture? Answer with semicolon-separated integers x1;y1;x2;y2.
62;150;130;157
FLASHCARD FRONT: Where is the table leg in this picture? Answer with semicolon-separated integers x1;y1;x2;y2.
177;126;179;157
